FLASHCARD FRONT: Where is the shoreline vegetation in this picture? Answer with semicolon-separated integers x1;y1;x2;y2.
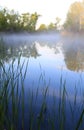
0;1;84;33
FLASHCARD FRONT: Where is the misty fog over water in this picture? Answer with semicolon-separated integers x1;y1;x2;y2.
0;32;84;129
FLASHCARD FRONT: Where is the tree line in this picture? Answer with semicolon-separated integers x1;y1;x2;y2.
0;1;84;32
38;17;61;31
0;6;61;32
0;7;40;32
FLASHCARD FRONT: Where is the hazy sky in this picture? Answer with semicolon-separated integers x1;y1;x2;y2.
0;0;82;27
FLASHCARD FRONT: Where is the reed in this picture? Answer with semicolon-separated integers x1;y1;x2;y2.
0;55;84;130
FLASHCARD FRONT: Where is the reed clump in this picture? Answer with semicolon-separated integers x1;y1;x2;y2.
0;56;84;130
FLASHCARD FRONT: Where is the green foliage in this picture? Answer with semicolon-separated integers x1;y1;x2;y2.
38;24;47;31
29;12;40;31
47;17;61;30
0;6;61;32
0;7;40;32
48;22;55;30
0;8;8;31
38;17;61;31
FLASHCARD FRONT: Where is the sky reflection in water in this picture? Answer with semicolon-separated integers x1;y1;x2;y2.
0;33;84;102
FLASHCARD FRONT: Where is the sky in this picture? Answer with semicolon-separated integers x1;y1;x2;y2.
0;0;82;27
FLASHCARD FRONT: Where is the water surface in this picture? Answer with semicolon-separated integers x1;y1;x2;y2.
0;32;84;130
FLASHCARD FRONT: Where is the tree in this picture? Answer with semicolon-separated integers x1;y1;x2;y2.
55;17;61;30
0;8;8;31
29;12;40;31
0;7;40;32
48;22;55;30
21;13;30;30
6;9;20;31
38;24;47;31
21;12;40;31
64;2;84;31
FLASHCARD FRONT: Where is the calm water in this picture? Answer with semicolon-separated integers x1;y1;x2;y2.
0;32;84;130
